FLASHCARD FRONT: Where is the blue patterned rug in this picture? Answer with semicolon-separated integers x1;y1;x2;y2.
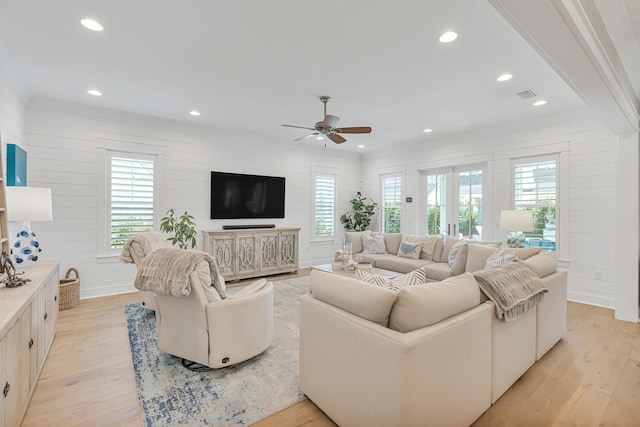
125;276;309;426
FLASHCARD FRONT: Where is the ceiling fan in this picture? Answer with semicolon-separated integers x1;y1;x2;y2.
281;96;372;144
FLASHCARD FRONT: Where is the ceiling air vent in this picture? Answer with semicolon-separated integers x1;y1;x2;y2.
517;89;538;99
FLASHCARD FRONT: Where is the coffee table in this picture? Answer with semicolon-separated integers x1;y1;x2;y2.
312;263;402;279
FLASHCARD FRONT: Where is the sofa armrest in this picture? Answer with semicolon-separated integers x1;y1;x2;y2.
206;282;274;368
300;295;492;427
536;269;568;359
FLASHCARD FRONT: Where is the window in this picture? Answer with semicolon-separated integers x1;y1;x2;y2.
513;157;557;251
313;173;336;238
381;174;402;233
426;173;446;236
109;154;156;249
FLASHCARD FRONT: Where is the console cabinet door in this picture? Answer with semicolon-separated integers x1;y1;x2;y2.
209;234;237;279
279;230;299;271
259;232;280;274
235;233;259;277
2;318;22;427
28;298;39;392
44;273;59;354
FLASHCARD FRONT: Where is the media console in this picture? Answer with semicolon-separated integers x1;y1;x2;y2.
202;227;300;281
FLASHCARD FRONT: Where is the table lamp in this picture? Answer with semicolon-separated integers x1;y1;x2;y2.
6;186;53;266
499;209;533;248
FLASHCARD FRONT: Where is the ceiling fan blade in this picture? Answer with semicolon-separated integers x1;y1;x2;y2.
327;133;347;144
294;132;319;141
282;124;315;131
334;126;372;134
322;114;340;129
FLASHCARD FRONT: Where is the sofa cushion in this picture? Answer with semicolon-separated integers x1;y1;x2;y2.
432;238;445;262
388;273;481;333
465;244;498;272
362;234;387;254
423;262;454;281
344;231;365;254
521;251;558;278
503;247;542;260
383;233;403;255
397;240;422;259
450;241;504;274
310;270;397;327
374;256;432;274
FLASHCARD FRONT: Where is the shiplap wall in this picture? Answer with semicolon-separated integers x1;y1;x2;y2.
361;108;620;309
24;97;361;298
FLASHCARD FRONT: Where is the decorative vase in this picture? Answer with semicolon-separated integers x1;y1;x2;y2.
10;221;42;266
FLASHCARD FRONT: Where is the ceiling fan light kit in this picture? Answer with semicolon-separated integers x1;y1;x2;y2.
282;96;372;145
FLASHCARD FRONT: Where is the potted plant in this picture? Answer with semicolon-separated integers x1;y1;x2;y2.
159;209;198;249
340;191;378;231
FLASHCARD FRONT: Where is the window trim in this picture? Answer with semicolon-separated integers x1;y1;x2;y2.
310;170;337;242
98;146;162;259
509;150;567;259
380;172;403;233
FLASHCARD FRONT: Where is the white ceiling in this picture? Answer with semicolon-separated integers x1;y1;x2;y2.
0;0;595;151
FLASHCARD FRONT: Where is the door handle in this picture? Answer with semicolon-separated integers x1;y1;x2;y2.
447;223;451;236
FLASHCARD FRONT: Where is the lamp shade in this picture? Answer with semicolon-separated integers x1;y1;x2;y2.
499;209;533;232
6;186;53;222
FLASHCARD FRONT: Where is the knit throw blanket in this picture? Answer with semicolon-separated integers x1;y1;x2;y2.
473;261;547;321
134;248;227;299
120;232;170;264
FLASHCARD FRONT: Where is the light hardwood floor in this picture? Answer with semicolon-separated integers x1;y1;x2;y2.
21;269;640;427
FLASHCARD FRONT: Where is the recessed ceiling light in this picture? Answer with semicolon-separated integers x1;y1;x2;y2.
439;32;457;43
497;73;513;82
189;110;201;116
423;128;433;133
80;19;103;32
357;145;365;148
533;100;547;106
316;136;324;140
87;89;102;96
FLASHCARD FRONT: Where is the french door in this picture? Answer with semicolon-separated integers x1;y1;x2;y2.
424;166;484;240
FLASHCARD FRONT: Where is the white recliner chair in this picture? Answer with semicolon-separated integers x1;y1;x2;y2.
121;232;274;369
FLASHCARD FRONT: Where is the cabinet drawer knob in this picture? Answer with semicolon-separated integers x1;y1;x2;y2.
55;295;58;302
3;382;9;398
44;312;48;321
29;338;34;349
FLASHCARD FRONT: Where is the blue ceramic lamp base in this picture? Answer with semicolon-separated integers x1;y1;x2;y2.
10;221;42;267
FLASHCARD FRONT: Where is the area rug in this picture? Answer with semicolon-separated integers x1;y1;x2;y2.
125;276;310;427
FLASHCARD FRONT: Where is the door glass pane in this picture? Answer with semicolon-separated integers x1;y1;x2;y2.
426;174;446;236
457;170;482;239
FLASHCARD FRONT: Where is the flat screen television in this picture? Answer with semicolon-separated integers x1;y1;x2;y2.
210;171;286;219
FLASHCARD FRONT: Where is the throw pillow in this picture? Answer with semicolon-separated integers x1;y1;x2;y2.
397;240;422;259
449;244;470;276
485;249;517;269
362;234;387;254
448;240;466;266
403;235;440;260
356;267;427;292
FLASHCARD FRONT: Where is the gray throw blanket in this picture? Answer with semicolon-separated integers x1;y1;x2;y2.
134;248;227;298
473;261;547;321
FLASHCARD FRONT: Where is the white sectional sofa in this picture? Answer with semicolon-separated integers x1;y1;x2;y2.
300;249;567;427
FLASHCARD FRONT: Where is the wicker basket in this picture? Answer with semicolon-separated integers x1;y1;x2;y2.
59;268;80;311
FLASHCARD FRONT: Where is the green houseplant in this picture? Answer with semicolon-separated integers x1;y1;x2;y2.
340;191;378;231
159;209;198;249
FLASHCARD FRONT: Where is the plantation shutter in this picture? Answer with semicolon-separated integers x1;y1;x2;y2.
314;174;335;237
110;156;155;248
514;159;556;210
382;175;402;233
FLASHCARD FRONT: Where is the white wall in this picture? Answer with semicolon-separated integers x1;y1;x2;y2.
24;97;362;298
0;71;28;166
361;108;623;310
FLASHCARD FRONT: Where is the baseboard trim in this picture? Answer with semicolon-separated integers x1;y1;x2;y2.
567;290;614;309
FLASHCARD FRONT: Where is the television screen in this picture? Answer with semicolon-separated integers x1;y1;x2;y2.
210;171;286;219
